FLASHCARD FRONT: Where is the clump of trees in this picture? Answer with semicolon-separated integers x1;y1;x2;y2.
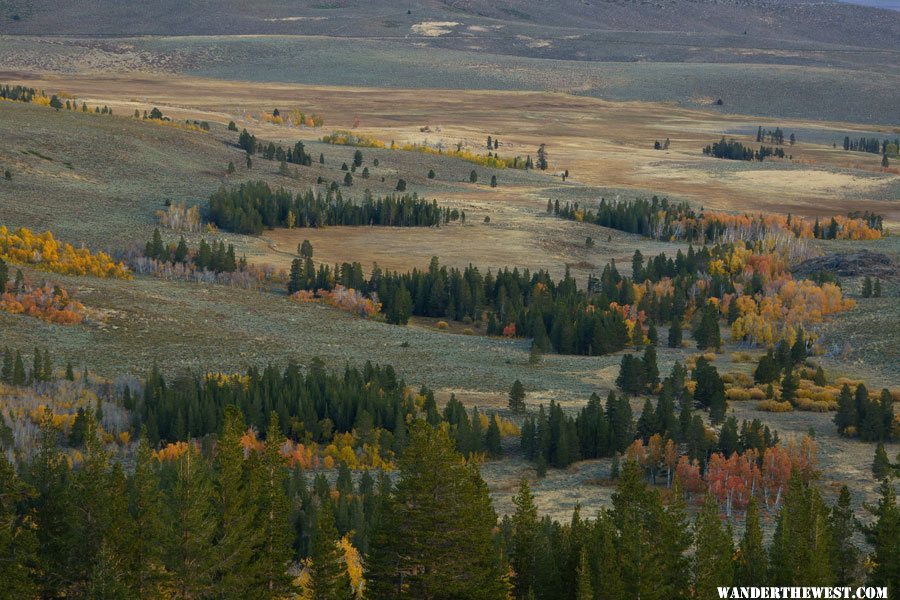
703;137;785;161
143;228;240;273
208;181;453;234
238;128;314;165
287;255;635;356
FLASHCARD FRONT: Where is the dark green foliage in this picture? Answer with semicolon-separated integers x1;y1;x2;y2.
694;495;734;598
780;369;799;405
209;181;446;234
308;502;353;600
288;255;632;356
872;443;892;479
509;379;526;412
769;473;835;586
144;231;238;273
736;498;767;586
703;137;785;161
830;486;862;587
692;303;721;350
667;319;682;348
366;422;508;599
860;479;900;597
692;357;727;424
753;348;781;383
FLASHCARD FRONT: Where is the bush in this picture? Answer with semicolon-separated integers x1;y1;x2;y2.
757;400;793;412
436;321;449;330
725;388;751;401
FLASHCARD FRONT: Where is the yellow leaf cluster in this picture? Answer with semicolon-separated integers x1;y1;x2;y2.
0;226;130;279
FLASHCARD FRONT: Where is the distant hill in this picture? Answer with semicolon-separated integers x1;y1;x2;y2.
1;0;898;54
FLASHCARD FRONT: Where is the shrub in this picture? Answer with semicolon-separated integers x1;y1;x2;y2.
436;321;449;330
757;400;793;412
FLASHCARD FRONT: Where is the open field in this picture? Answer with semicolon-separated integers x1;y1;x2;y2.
3;72;898;236
0;29;899;124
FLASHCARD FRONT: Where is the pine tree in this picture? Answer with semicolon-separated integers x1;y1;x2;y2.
510;478;539;598
576;547;593;600
667;319;682;348
1;347;12;383
834;384;856;434
873;279;882;297
485;415;501;457
32;348;42;383
693;357;726;424
509;379;526;412
736;498;767;586
694;495;734;598
308;501;352;600
862;276;873;298
0;453;37;598
780;369;799;405
214;406;261;596
163;448;217;598
830;486;861;587
642;345;659;391
873;443;892;479
366;422;508;599
125;432;167;597
254;413;293;598
769;473;835;586
12;351;25;385
41;350;51;381
860;479;900;597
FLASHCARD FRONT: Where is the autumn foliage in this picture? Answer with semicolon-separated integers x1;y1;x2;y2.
0;283;84;324
0;226;130;279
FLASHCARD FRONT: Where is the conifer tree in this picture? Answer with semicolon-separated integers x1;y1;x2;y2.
12;351;25;386
308;501;352;600
860;479;899;596
780;369;799;405
510;478;539;598
366;422;508;599
163;448;217;598
834;384;856;434
736;497;767;586
214;406;261;596
667;319;682;348
642;345;659;391
509;380;526;413
254;412;293;597
694;495;734;598
125;432;167;597
769;473;835;586
873;443;892;479
830;486;861;587
1;348;12;383
0;453;37;598
576;547;593;600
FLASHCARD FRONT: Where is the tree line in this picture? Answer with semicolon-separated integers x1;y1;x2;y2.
521;355;779;471
2;411;897;599
238;128;314;166
843;135;899;155
208;181;450;234
289;255;636;356
703;137;785;161
143;228;242;273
